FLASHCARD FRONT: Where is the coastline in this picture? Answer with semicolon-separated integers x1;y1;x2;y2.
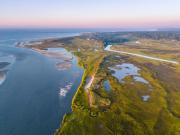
7;31;180;135
17;34;106;134
16;35;87;130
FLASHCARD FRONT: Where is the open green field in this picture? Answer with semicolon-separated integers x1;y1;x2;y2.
112;39;180;62
24;32;180;135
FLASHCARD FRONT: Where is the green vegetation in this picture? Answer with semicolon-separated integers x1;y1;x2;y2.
24;32;180;135
112;39;180;61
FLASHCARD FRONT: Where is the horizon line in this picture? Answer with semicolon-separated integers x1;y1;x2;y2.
1;27;180;32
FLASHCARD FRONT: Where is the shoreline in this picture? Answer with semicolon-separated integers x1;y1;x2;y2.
16;35;87;130
6;31;180;135
16;36;79;71
20;34;106;134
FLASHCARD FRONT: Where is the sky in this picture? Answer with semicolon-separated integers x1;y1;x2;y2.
0;0;180;28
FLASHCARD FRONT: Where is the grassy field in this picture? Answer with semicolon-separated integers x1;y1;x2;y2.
58;55;180;135
55;34;180;135
112;39;180;62
22;32;180;135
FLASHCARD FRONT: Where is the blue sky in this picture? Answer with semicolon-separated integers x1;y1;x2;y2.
1;0;180;28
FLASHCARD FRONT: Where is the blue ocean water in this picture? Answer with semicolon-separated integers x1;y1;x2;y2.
0;29;83;135
0;29;81;47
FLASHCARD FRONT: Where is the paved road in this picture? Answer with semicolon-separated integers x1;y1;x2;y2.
105;45;179;65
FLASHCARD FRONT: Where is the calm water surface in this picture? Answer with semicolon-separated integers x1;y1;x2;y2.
0;29;83;135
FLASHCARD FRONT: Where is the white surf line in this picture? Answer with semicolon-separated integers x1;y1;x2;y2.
105;45;179;65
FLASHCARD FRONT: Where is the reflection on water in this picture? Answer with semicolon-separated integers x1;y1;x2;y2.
0;30;83;135
42;48;73;71
47;47;71;56
103;80;111;91
0;54;16;85
0;47;83;135
0;62;10;69
0;54;16;64
109;63;139;81
109;63;151;102
0;71;6;85
59;82;73;97
109;63;149;84
142;95;150;102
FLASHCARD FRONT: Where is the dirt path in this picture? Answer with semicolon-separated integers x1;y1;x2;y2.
105;45;179;65
84;75;95;107
85;75;95;90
